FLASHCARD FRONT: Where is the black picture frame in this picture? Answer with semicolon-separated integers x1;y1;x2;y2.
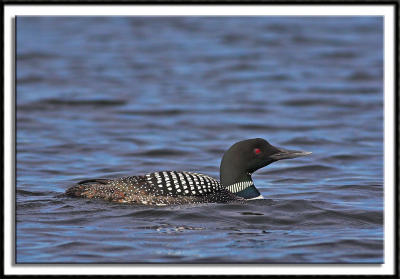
3;1;398;278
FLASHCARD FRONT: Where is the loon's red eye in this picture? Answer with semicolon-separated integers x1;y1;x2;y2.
253;148;261;155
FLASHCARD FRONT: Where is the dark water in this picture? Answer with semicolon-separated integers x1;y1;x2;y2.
16;17;383;263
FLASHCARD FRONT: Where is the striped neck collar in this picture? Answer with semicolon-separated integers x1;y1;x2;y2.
226;180;254;194
226;179;263;200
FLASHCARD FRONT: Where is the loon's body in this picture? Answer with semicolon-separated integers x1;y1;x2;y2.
66;171;242;205
66;138;311;205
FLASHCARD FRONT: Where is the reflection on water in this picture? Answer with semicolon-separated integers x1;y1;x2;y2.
16;16;383;263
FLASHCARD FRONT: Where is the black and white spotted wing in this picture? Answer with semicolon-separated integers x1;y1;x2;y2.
144;171;223;197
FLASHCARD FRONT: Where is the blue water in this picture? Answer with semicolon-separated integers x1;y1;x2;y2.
16;16;383;263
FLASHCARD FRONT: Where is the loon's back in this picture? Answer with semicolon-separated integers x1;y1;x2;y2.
65;171;242;205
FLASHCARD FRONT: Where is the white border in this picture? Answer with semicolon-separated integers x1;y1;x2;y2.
4;4;396;276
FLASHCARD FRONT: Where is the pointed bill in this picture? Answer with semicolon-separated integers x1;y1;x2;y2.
270;147;312;161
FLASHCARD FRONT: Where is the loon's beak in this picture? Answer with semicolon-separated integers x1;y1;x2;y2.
270;147;312;161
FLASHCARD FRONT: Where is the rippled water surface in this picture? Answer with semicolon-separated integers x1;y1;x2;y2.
16;17;383;263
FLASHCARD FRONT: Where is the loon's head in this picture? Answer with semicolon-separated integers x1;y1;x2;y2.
220;138;311;199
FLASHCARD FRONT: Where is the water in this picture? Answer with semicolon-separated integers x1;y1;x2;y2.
16;17;383;263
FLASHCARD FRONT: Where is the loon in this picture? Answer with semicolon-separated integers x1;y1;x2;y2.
65;138;311;205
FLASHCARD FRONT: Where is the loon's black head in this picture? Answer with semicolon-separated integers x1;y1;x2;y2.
220;138;311;199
